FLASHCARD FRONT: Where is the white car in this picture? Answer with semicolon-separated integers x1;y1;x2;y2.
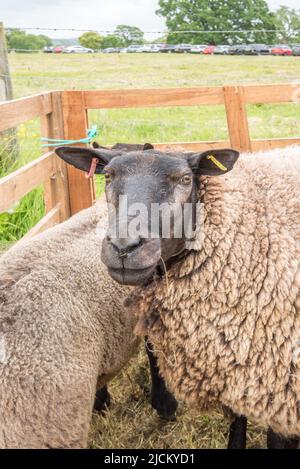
140;45;153;53
150;44;162;53
123;45;144;53
190;45;208;54
63;45;94;54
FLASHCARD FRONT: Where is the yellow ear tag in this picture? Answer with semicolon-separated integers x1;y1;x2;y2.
206;154;227;171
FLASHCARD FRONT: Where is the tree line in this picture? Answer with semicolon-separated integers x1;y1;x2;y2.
157;1;300;45
5;25;144;51
5;1;300;51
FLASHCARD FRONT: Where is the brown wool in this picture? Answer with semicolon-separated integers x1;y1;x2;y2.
131;146;300;438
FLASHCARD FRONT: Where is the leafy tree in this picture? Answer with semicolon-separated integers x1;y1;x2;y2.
101;34;124;49
38;35;53;47
274;6;300;43
79;31;102;50
115;25;144;46
156;0;277;45
6;29;52;51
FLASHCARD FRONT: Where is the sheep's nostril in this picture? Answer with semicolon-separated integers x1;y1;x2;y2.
109;236;143;258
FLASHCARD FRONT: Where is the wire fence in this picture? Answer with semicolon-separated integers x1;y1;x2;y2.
5;26;300;35
4;25;300;54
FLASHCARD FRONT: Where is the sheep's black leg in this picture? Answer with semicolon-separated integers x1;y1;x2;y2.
93;385;111;413
145;337;178;420
267;428;299;449
227;414;247;449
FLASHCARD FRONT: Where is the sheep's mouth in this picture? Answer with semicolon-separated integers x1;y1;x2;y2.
108;265;157;285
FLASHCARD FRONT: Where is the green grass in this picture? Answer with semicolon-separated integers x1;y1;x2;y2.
0;53;299;447
89;106;229;144
8;53;300;95
0;120;45;251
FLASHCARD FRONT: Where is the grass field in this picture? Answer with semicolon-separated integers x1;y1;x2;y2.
8;52;300;94
1;53;300;447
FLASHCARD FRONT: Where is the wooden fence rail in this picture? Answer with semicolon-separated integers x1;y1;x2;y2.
0;93;52;133
0;151;56;213
0;83;299;243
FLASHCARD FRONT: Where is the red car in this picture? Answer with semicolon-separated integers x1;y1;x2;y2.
53;46;63;54
203;45;216;55
271;45;292;56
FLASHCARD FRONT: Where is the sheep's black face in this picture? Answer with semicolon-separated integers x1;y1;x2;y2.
101;152;194;285
55;144;239;286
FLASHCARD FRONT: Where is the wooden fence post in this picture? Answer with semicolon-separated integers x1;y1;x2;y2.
61;91;95;215
0;22;19;169
0;23;13;102
41;91;71;221
223;85;252;152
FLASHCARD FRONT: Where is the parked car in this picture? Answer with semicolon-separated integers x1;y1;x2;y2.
137;44;163;53
173;44;192;53
63;45;94;53
249;44;270;55
292;45;300;56
43;46;54;53
213;45;230;55
150;44;163;53
235;44;253;55
140;45;154;53
124;45;144;53
190;45;208;54
102;48;121;53
203;45;215;55
159;44;176;53
53;46;63;54
228;45;239;55
271;45;293;56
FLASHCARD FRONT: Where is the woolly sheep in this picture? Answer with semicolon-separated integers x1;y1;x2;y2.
62;143;300;446
56;143;300;447
0;198;140;448
128;146;300;442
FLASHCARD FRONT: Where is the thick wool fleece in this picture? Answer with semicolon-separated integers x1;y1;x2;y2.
0;199;138;448
132;146;300;438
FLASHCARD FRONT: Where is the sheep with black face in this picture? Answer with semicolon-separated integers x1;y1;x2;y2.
56;144;300;448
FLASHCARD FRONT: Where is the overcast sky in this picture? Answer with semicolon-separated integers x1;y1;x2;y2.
0;0;299;38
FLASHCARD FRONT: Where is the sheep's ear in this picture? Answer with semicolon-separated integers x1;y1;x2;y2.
111;142;154;151
55;146;117;174
188;149;239;176
143;143;154;150
92;141;109;150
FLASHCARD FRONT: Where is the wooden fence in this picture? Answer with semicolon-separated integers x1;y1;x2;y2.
0;84;299;241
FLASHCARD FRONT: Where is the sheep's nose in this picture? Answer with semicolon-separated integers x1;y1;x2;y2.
108;236;143;258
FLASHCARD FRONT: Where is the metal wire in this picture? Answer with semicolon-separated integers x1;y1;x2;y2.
5;26;300;35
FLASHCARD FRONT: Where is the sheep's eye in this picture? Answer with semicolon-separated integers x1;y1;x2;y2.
180;174;192;185
104;173;112;184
